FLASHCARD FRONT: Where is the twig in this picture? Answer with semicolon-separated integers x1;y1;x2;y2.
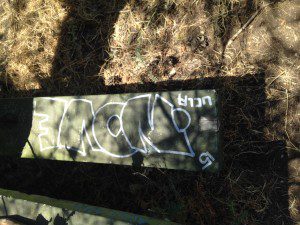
225;3;273;50
284;89;298;151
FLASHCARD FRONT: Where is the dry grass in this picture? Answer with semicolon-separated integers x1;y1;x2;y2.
0;0;299;224
0;0;66;90
1;0;297;86
105;0;216;84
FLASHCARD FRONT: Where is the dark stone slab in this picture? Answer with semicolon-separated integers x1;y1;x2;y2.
0;188;179;225
0;90;220;171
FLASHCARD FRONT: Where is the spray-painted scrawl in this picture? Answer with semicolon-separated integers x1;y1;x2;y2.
30;90;219;171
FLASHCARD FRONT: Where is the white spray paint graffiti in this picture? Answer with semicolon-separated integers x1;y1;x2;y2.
33;97;67;152
199;152;215;170
33;93;215;170
178;94;212;108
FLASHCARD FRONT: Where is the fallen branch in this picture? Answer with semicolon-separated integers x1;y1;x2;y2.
225;3;273;50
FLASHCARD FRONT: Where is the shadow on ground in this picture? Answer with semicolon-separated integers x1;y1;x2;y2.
0;74;296;224
47;0;128;94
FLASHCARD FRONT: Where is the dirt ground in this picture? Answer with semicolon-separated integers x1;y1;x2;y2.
0;0;299;224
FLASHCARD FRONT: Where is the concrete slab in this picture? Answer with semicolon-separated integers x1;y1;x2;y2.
0;90;220;171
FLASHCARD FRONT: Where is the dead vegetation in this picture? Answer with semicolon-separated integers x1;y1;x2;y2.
0;0;299;224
